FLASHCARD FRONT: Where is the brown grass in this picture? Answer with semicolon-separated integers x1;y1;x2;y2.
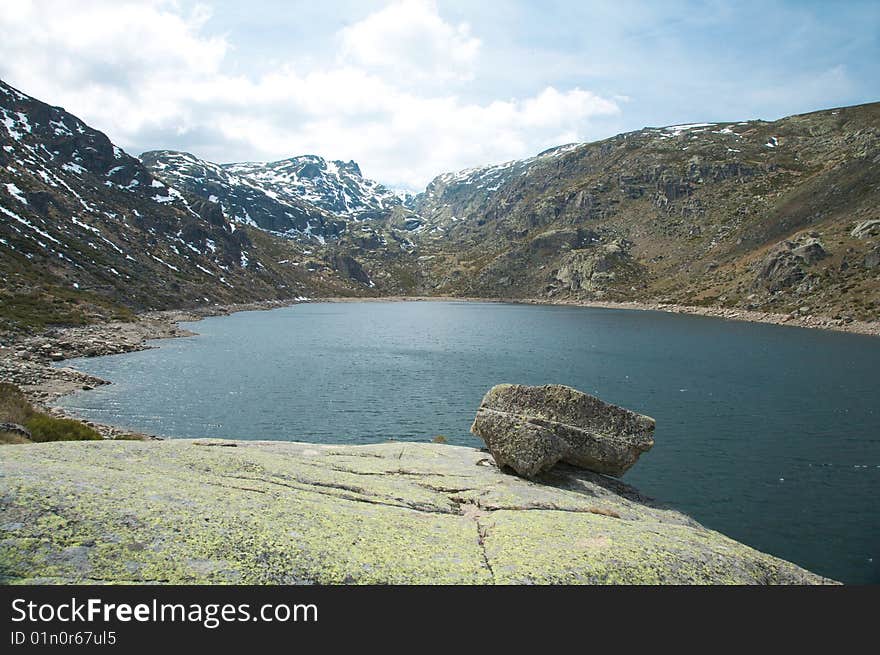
0;431;31;445
0;382;32;424
0;383;101;444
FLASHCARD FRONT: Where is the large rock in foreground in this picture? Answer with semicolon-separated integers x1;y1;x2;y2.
471;384;655;477
0;440;832;584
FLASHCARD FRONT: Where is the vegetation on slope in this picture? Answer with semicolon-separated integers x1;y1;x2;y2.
412;102;880;321
0;383;101;444
3;74;878;333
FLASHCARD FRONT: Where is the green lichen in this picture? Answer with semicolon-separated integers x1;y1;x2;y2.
0;439;834;585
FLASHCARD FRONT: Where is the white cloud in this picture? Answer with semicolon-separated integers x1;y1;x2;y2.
339;0;481;82
0;0;620;191
520;87;619;128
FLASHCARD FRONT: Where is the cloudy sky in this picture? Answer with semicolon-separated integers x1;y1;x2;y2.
1;0;878;191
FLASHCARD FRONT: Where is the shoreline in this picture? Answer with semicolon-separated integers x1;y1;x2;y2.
2;293;878;439
0;298;310;438
513;298;880;337
323;295;880;337
2;295;848;584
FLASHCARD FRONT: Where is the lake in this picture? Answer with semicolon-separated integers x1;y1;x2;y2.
55;301;880;584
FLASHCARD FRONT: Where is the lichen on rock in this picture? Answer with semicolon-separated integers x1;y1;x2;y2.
0;439;834;584
471;384;655;478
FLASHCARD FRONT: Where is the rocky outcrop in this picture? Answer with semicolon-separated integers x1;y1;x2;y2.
851;219;880;239
754;237;829;293
329;253;372;285
791;238;828;265
471;384;655;478
754;248;807;291
552;242;636;296
0;439;833;584
0;422;30;438
528;228;595;255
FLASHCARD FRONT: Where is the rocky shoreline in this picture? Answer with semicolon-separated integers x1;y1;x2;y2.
518;298;880;337
1;294;877;439
0;299;308;438
0;296;849;584
325;295;880;337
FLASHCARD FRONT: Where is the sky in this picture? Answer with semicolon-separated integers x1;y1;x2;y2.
0;0;878;192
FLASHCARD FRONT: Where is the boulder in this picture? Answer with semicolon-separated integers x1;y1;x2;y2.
851;219;880;239
754;237;829;292
554;242;631;293
791;238;828;265
471;384;655;478
754;246;805;292
0;422;32;439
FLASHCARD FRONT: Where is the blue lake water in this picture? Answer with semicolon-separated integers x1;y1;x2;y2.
55;301;880;584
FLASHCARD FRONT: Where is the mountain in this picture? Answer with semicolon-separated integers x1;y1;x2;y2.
225;155;402;219
140;150;344;239
142;149;426;296
0;80;382;333
142;151;404;242
411;143;584;235
411;106;880;320
2;75;878;332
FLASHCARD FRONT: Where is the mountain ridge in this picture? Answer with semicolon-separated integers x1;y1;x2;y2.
2;76;879;334
0;78;387;333
409;101;880;321
142;149;405;243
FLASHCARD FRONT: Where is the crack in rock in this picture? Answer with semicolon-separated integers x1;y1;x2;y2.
219;474;457;515
203;480;267;495
475;518;495;582
453;500;495;582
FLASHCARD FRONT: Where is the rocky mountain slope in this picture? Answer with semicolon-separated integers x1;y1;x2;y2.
142;150;404;240
141;148;426;297
412;106;880;321
135;94;880;322
412;142;584;231
0;80;399;333
140;150;343;238
2;75;878;332
225;155;402;219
